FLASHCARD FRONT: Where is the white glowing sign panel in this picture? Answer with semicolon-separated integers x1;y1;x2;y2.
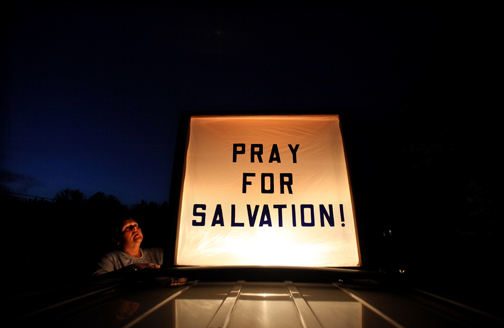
175;115;361;267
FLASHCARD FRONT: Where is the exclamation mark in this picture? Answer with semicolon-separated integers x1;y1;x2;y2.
339;204;345;227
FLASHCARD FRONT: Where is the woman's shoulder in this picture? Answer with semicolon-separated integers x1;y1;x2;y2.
143;247;164;255
100;249;126;260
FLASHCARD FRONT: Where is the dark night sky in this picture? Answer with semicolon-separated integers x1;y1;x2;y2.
1;5;497;207
3;6;502;315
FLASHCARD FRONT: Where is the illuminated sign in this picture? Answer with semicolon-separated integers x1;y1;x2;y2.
175;115;361;267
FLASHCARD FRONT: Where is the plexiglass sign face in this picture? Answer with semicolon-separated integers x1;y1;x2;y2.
175;115;361;267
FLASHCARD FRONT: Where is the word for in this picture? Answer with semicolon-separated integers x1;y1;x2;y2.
242;173;293;194
192;203;346;227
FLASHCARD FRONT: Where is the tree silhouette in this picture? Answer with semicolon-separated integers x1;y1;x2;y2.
6;187;177;290
55;188;85;203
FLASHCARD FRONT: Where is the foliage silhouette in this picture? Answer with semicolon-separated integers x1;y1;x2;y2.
4;188;175;292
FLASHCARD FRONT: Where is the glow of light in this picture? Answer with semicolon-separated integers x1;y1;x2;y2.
175;115;361;267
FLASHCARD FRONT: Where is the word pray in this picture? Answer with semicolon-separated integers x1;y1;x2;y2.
233;143;300;163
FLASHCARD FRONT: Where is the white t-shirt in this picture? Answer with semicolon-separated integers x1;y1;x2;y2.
94;247;164;276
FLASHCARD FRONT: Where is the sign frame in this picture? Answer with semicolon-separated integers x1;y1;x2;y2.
169;113;362;268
